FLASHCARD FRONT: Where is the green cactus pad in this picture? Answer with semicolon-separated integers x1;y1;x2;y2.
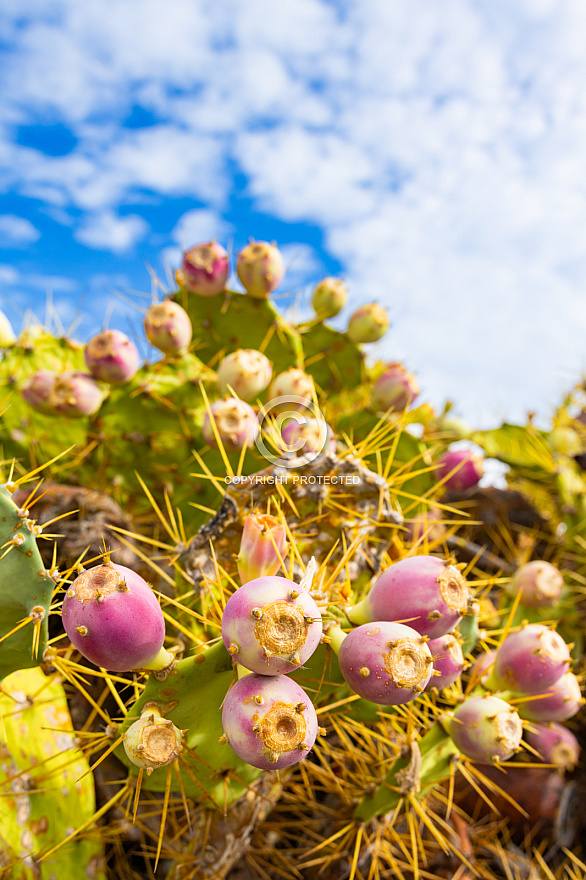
0;666;106;879
298;322;365;392
0;484;54;680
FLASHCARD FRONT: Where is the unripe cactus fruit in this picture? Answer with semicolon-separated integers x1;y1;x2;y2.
372;363;420;413
442;695;523;763
336;621;433;705
525;722;580;771
221;575;322;674
436;448;484;491
348;555;469;640
483;624;571;696
84;329;140;384
346;304;389;343
280;417;335;460
178;241;229;296
268;368;315;404
505;560;564;608
62;561;173;672
425;633;464;690
518;672;583;723
21;369;59;414
236;241;285;299
216;349;272;400
202;398;260;451
311;277;347;319
22;370;103;416
221;673;319;770
123;705;184;774
144;299;192;355
237;512;288;584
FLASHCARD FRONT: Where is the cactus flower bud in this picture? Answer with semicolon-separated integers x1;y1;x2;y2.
221;673;318;770
216;349;272;400
221;575;322;675
178;241;230;296
236;241;284;299
62;562;173;672
202;398;260;451
525;721;580;771
424;633;464;691
84;329;140;384
443;695;523;764
311;277;347;319
483;624;571;696
505;560;564;609
237;512;288;584
144;300;192;355
372;363;420;413
518;672;583;723
346;304;389;344
348;555;470;640
123;705;183;774
436;449;484;491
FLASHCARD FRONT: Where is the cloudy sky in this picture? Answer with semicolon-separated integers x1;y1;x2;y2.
1;0;586;428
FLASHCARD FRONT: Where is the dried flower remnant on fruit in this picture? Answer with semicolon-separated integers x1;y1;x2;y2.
123;706;184;774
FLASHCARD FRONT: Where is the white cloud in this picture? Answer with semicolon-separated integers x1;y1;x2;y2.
75;211;148;252
172;209;233;252
0;214;40;246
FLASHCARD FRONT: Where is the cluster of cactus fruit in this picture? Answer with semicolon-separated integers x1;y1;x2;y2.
1;237;586;879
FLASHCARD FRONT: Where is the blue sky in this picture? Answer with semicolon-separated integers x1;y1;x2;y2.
2;0;586;428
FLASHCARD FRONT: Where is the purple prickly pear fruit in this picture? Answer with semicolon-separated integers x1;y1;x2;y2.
483;624;571;696
236;241;285;299
469;649;496;687
505;560;564;608
178;241;229;296
372;363;420;413
336;621;433;705
62;561;174;672
424;633;464;691
84;329;140;384
237;512;288;584
202;398;259;451
518;672;583;723
348;555;469;640
280;417;335;460
442;695;523;763
220;673;319;770
144;299;192;356
436;448;484;490
221;575;322;675
123;706;184;775
21;369;58;414
525;722;580;771
268;368;315;404
346;304;389;344
311;277;347;319
216;349;272;400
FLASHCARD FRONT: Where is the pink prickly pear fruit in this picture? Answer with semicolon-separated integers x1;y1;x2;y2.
525;721;580;771
436;448;484;490
62;561;174;672
372;363;420;413
268;368;315;404
425;633;464;691
221;575;322;675
178;241;230;297
216;349;272;400
346;304;389;344
123;706;184;775
236;241;285;299
21;369;58;414
280;417;335;460
51;371;104;416
348;555;470;640
311;277;347;320
505;560;564;608
202;398;259;451
337;621;433;705
144;300;192;356
442;695;523;763
220;673;319;770
483;624;571;696
237;512;288;584
518;672;583;723
84;329;140;384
